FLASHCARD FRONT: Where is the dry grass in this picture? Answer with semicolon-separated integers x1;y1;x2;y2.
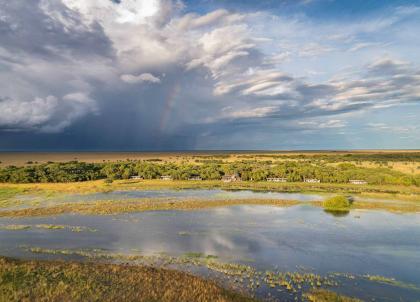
0;256;256;302
2;150;419;167
349;161;420;175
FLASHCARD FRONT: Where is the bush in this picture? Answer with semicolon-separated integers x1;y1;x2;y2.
323;195;351;211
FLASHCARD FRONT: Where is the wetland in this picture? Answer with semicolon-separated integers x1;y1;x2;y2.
1;186;420;301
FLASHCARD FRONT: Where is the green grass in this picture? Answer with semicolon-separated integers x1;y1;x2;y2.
323;196;351;212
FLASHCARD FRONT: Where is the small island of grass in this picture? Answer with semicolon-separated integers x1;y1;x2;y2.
323;195;352;212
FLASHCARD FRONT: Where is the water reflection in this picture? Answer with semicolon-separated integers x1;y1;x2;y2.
58;189;324;203
323;209;350;217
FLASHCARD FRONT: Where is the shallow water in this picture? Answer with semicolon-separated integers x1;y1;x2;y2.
2;189;324;211
58;189;325;202
1;203;419;301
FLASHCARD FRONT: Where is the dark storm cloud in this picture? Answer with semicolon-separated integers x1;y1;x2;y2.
0;1;114;59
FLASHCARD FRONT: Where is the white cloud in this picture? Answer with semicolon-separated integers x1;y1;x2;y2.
120;73;161;84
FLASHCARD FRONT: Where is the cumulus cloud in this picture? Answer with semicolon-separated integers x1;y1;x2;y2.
120;73;161;84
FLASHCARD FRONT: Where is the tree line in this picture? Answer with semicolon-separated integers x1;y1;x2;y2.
0;160;419;186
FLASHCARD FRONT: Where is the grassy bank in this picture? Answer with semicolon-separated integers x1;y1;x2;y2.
1;179;420;198
0;256;256;302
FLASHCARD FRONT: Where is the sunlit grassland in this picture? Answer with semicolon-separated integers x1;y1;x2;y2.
0;256;256;302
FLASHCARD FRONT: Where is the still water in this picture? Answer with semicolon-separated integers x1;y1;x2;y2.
59;189;324;202
1;201;419;301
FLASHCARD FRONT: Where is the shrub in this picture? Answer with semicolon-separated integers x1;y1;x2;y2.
323;195;351;211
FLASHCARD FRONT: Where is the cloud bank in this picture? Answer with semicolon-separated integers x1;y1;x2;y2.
0;0;419;150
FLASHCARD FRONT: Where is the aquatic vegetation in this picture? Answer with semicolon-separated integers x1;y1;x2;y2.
0;256;256;302
0;198;299;218
178;231;191;236
352;200;420;213
35;224;65;230
21;245;420;301
0;224;96;232
183;252;205;258
0;224;31;230
364;274;420;291
304;289;361;302
19;247;355;300
323;196;351;212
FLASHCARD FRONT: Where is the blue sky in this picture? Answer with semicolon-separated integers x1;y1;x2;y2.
0;0;419;150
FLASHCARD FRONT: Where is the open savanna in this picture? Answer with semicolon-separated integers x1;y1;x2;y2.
1;150;420;165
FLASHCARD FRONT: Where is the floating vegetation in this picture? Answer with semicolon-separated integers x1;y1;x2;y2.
0;224;96;232
178;231;191;236
0;224;31;230
363;274;420;291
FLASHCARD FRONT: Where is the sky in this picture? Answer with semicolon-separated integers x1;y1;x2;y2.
0;0;419;151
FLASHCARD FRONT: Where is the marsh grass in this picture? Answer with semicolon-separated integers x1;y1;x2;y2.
0;224;31;230
0;256;256;302
364;275;420;291
0;224;97;232
0;198;299;218
20;247;419;301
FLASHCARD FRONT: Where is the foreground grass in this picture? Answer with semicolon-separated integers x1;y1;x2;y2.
0;256;256;302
